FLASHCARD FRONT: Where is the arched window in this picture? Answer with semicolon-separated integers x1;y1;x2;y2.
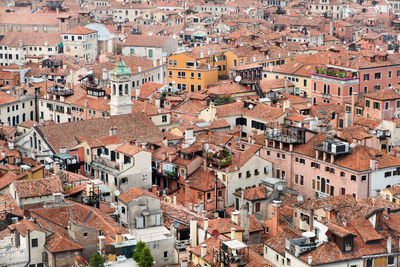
22;113;26;122
119;84;123;95
30;111;34;120
112;84;116;95
349;86;353;96
125;84;129;95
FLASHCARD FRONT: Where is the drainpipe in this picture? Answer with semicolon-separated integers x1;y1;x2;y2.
24;229;31;267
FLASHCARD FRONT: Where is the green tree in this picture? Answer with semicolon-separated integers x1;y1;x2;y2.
133;241;146;262
90;253;105;267
139;247;154;267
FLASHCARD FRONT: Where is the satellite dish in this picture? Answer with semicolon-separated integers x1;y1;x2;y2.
114;190;121;197
297;195;304;202
277;185;284;191
234;75;242;82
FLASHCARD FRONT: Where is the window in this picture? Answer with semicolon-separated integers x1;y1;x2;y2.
373;102;380;110
385;102;390;110
385;171;392;178
361;175;367;181
164;251;169;259
351;175;356;181
121;207;126;214
31;238;38;247
253;202;261;213
388;255;395;265
197;73;201;79
363;73;369;81
83;232;88;237
366;100;370;107
389;70;392;78
340;171;345;177
246;171;251;178
206;192;211;200
366;258;373;267
254;169;259;175
148;49;153;58
375;72;381;79
299;158;305;164
162;115;167;122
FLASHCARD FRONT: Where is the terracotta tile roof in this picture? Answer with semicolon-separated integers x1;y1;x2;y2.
187;236;229;264
364;88;400;101
0;13;59;26
243;103;285;122
233;186;270;201
135;82;164;99
9;219;44;237
0;171;18;190
36;112;162;153
114;144;143;156
264;229;300;255
216;101;243;117
161;201;202;226
0;194;23;217
0;91;18;105
353;117;383;130
63;26;97;35
222;144;262;172
13;176;64;199
123;34;172;47
340;125;373;142
31;200;128;245
334;145;400;172
118;187;157;204
0;32;60;47
45;233;83;253
185;168;225;192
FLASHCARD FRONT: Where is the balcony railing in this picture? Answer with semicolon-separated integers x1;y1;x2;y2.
322;93;331;98
175;239;191;251
93;155;120;170
47;86;74;96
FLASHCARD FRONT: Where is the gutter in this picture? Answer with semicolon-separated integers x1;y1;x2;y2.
24;229;31;267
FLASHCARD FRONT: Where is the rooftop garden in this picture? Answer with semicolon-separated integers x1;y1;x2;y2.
207;148;232;167
315;67;348;79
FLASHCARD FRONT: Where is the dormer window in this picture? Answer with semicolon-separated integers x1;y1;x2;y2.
344;238;353;252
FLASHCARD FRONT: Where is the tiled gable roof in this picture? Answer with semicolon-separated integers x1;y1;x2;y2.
36;112;162;153
118;187;157;204
45;233;83;253
14;176;64;199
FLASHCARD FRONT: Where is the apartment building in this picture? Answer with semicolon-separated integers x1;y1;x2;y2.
0;32;60;66
61;26;98;62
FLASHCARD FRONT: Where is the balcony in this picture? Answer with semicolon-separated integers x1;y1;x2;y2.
265;125;306;144
93;155;120;171
47;85;74;96
322;93;331;98
175;239;190;251
285;238;318;257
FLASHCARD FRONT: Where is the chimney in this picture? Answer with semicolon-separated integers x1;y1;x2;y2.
308;256;313;265
272;200;282;237
141;143;147;150
230;227;236;239
138;65;142;72
102;68;108;80
231;211;240;225
351;92;358;125
115;232;123;243
200;244;207;258
185;180;191;209
387;236;392;253
190;218;198;247
173;193;177;205
168;152;177;162
98;235;105;254
204;218;209;232
151;184;157;195
200;50;204;58
53;162;60;175
240;191;250;241
153;59;157;67
19;40;22;48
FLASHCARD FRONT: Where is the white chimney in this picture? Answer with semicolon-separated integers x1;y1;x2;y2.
102;68;108;80
308;256;313;265
230;227;236;239
200;244;207;258
200;50;204;58
138;65;142;72
387;236;392;253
